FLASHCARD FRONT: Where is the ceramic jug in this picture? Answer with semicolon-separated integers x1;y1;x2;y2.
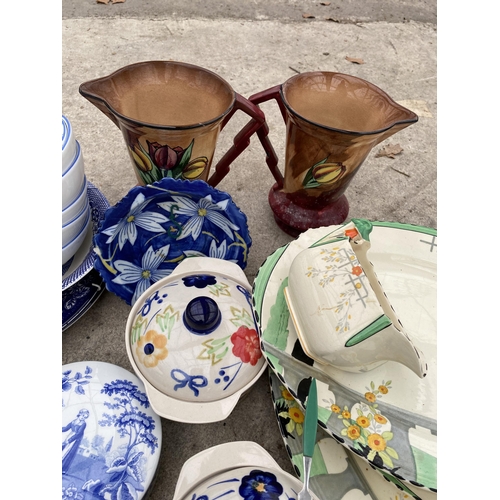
79;61;272;187
249;72;418;237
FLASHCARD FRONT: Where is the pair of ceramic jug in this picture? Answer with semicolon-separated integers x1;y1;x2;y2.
79;61;417;237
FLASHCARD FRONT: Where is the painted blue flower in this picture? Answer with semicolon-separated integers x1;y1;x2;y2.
102;193;169;250
182;274;217;289
239;470;284;500
158;194;239;241
112;244;172;305
183;238;238;262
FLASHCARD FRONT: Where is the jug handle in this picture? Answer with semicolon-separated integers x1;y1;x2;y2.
207;93;280;188
248;86;286;190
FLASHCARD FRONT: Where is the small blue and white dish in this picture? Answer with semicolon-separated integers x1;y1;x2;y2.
93;178;252;306
63;182;109;291
62;269;105;332
172;441;317;500
62;361;162;500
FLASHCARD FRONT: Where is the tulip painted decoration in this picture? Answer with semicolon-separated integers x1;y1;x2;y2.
79;61;270;188
129;138;209;185
249;72;418;237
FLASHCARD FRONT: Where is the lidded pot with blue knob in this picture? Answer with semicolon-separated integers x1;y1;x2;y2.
125;257;266;423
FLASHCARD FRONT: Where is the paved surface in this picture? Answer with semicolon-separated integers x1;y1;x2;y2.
62;2;436;498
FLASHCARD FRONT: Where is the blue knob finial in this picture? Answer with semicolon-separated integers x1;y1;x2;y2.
183;296;221;335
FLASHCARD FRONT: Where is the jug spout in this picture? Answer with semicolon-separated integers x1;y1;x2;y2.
79;80;121;128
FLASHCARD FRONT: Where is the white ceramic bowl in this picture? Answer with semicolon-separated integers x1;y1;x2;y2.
62;175;88;226
173;441;317;500
125;256;267;423
62;203;90;249
62;115;77;174
62;140;85;210
62;205;91;264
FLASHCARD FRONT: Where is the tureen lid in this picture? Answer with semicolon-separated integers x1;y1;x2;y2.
62;361;162;500
125;256;266;423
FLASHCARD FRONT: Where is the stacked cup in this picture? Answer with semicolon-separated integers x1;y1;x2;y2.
62;115;91;265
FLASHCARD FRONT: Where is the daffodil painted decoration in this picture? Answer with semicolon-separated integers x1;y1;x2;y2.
253;220;437;492
93;178;252;305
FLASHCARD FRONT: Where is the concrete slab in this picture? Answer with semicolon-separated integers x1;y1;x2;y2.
62;16;436;499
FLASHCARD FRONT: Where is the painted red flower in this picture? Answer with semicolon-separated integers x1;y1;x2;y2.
231;326;262;365
351;266;363;276
345;228;359;239
147;141;184;170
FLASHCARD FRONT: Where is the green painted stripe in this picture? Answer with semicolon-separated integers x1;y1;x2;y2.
411;446;438;490
345;315;392;346
263;277;290;350
371;220;437;236
253;244;289;316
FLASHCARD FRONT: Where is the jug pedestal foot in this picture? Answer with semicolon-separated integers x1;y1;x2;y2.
268;184;349;237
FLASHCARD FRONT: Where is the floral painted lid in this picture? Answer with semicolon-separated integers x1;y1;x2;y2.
93;177;252;306
62;361;162;500
125;256;266;423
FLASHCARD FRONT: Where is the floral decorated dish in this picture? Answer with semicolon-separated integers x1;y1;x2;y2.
62;361;162;500
125;256;266;423
62;182;110;291
173;441;318;500
93;177;252;306
253;220;437;492
284;220;427;377
63;268;105;332
269;369;436;500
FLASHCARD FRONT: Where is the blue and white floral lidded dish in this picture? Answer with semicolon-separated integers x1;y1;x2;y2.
62;361;162;500
125;256;267;423
173;441;319;500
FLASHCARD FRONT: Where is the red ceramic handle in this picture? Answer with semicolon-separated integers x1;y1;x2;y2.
208;93;272;187
248;86;285;189
249;85;288;123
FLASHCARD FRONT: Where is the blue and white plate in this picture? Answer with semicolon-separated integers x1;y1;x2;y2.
62;361;162;500
62;268;105;332
62;182;110;291
93;178;252;306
